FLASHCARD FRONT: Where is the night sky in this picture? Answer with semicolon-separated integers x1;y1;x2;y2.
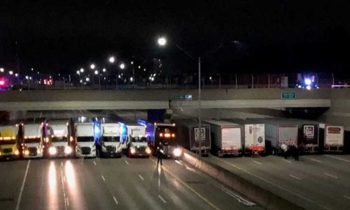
1;0;350;76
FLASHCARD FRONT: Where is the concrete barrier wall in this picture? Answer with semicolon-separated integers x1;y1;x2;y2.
181;149;304;210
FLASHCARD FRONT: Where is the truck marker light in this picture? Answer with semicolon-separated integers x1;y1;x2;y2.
164;133;171;138
49;147;57;155
159;133;163;137
171;133;176;138
14;149;20;156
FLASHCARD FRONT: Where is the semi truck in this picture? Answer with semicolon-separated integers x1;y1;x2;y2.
75;122;97;158
205;120;242;157
226;119;265;155
22;122;45;158
257;119;299;155
47;120;74;158
175;119;211;156
126;124;151;157
145;121;182;158
98;122;124;157
0;125;20;160
321;124;344;153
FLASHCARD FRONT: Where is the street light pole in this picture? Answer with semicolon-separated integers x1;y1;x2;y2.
198;57;202;157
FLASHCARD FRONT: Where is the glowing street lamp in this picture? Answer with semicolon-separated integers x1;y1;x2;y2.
9;70;13;75
80;68;84;73
90;64;96;70
108;56;115;64
0;68;4;73
157;36;167;47
94;70;99;75
119;63;125;70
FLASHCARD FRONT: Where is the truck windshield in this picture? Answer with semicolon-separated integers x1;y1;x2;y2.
52;136;68;142
102;136;119;142
0;140;16;145
131;137;147;143
24;138;41;143
77;137;94;142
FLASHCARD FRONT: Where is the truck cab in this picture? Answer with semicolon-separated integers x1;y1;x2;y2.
127;124;151;157
0;125;20;160
22;123;45;158
47;120;74;158
75;122;97;158
98;123;124;157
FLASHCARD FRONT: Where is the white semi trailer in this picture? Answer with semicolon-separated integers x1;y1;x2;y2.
47;120;74;158
205;120;242;157
23;123;44;158
75;122;97;158
98;123;123;157
126;124;151;157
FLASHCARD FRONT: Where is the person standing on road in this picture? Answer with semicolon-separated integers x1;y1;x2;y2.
157;141;164;165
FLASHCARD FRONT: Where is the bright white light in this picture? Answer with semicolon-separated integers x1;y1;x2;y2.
64;146;73;155
304;78;312;86
76;71;80;75
130;61;134;65
80;79;83;83
80;68;84;73
0;68;4;72
209;76;212;80
130;77;133;82
31;68;34;71
119;63;125;69
9;70;13;75
94;70;99;75
306;85;311;90
29;76;32;80
138;66;141;69
157;37;167;46
25;75;29;80
173;147;182;157
109;56;115;63
90;64;96;69
143;68;146;72
102;68;106;73
15;73;19;77
49;147;57;156
86;77;90;82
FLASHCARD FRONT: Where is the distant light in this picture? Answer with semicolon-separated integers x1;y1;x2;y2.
130;61;134;65
94;70;99;75
118;74;121;79
90;64;96;69
0;80;5;86
37;71;40;75
306;85;311;90
143;68;146;72
15;73;18;77
130;77;134;82
138;66;141;69
157;37;167;46
304;78;312;86
31;68;34;71
9;70;13;75
0;68;4;72
25;75;29;80
80;79;83;83
108;56;115;63
209;76;212;80
86;77;90;82
119;63;125;69
102;68;106;73
29;76;32;80
80;68;84;73
76;70;80;75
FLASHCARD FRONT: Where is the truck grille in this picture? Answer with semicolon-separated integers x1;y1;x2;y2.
106;146;116;153
57;146;65;154
137;147;146;152
81;147;91;155
28;147;37;156
3;148;12;154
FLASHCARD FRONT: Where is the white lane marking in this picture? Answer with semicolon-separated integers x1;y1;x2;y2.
325;155;350;163
113;195;119;205
219;186;255;206
281;158;292;164
175;160;183;166
138;174;144;181
252;160;262;165
15;160;31;210
289;174;302;181
101;175;106;182
185;165;196;172
309;158;322;163
151;159;221;210
93;160;97;166
324;172;338;179
158;195;167;204
212;156;330;210
344;195;350;200
125;160;129;165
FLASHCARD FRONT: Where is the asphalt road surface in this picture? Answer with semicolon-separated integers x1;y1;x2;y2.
0;157;261;210
207;154;350;210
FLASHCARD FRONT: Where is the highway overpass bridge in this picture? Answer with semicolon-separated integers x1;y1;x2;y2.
0;88;331;111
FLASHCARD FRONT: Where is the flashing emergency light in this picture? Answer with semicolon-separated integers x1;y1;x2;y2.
304;78;312;86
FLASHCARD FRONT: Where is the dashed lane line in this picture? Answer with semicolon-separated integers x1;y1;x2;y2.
15;160;31;210
158;195;167;204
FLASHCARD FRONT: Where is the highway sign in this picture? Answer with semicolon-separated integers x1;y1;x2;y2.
281;91;296;100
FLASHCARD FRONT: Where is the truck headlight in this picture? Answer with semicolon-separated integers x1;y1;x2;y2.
130;147;136;154
64;146;73;155
49;147;57;155
24;149;30;156
14;149;20;156
145;147;151;155
173;147;182;157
